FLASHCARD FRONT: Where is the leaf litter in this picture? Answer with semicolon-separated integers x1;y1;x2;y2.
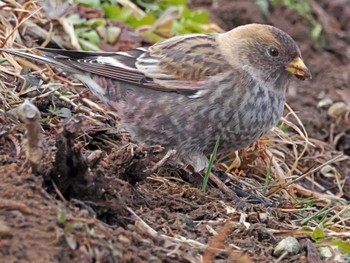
0;0;350;262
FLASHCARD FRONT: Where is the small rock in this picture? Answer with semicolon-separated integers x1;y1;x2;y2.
273;236;300;256
318;247;332;258
327;102;347;118
259;212;268;222
317;97;333;108
0;222;12;238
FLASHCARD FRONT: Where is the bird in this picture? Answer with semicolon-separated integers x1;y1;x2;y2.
1;23;311;172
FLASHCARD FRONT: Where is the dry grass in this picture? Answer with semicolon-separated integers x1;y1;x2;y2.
1;0;350;262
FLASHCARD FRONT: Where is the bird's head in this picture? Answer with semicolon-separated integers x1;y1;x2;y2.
217;24;311;88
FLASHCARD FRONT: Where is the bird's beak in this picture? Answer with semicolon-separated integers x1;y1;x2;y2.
285;57;312;80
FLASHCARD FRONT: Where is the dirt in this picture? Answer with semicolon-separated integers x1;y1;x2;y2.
0;0;350;262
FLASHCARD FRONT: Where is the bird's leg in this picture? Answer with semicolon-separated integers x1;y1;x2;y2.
143;149;177;176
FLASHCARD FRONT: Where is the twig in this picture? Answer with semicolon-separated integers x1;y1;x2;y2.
266;155;345;197
51;180;69;205
210;172;237;197
144;149;176;175
1;6;42;47
127;206;225;251
17;99;44;173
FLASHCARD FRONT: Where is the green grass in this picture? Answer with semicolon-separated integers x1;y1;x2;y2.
202;136;220;192
73;0;217;49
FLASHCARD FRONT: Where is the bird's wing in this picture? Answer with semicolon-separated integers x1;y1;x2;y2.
1;34;231;96
135;34;231;90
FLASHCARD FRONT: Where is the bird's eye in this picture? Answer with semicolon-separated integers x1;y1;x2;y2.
268;47;279;57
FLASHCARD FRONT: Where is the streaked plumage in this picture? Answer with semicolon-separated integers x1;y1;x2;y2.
1;24;311;171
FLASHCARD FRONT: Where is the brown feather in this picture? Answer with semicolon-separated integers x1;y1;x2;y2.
147;34;231;81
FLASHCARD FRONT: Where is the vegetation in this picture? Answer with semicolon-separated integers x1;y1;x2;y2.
72;0;218;49
0;0;349;262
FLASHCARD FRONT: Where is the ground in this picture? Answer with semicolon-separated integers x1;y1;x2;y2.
0;0;350;262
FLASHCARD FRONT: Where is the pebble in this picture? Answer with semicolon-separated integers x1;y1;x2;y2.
273;236;300;256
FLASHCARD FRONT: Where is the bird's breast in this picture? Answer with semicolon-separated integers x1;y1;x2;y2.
207;82;285;152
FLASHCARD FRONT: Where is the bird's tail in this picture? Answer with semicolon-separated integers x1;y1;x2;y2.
0;48;78;72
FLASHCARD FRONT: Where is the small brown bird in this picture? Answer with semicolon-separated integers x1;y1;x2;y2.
1;24;311;171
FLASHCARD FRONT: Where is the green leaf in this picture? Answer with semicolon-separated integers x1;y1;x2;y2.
103;5;120;19
79;38;101;51
117;7;135;21
163;0;186;6
57;204;66;225
173;0;186;6
74;27;89;36
101;26;121;44
78;0;101;8
330;239;350;254
84;18;105;27
183;20;206;33
136;0;158;10
311;226;325;241
68;14;85;24
269;0;282;5
311;22;322;42
277;122;289;133
256;0;270;16
65;233;78;249
41;117;52;125
81;30;100;45
127;15;155;28
103;5;134;21
172;20;187;34
187;9;209;23
301;226;313;232
68;15;104;27
179;5;188;17
139;30;167;43
58;108;73;118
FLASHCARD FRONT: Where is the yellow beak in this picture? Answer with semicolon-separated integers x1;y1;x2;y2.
285;57;312;80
